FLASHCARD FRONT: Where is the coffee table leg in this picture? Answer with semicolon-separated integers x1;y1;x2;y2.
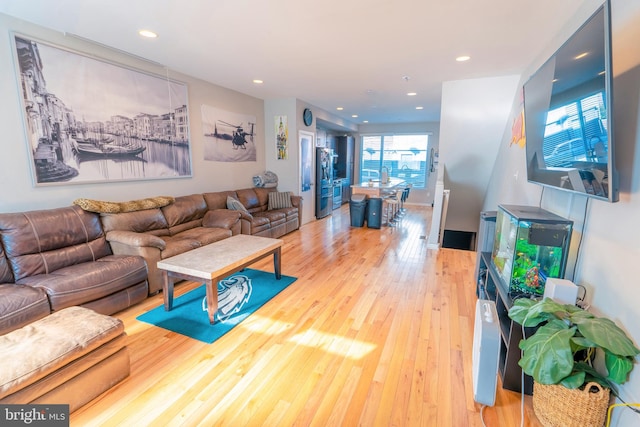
162;270;174;311
274;247;281;280
205;278;218;324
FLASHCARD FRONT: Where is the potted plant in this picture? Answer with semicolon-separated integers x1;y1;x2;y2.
508;297;639;427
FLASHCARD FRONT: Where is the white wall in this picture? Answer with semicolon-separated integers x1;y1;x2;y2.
263;98;319;225
439;75;521;232
483;1;640;422
263;98;299;195
0;13;265;213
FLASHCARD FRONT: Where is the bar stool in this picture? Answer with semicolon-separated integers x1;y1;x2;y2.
399;184;412;216
382;189;400;226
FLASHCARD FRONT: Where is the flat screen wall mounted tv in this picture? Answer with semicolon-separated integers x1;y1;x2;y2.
523;0;618;202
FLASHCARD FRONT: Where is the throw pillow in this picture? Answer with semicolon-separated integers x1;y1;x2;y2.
73;196;175;213
268;191;292;210
226;196;248;212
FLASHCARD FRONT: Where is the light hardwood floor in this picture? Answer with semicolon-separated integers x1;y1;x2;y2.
71;204;542;426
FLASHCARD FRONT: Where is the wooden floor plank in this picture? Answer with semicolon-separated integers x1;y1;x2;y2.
69;204;542;426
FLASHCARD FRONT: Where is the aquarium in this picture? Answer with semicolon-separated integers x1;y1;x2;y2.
491;205;573;297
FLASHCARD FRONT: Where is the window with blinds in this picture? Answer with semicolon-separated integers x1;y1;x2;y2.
360;134;429;188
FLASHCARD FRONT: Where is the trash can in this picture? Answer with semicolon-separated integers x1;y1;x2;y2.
367;197;382;229
349;194;368;227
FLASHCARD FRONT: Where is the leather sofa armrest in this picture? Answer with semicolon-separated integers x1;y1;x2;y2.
236;210;255;235
203;209;241;229
237;210;254;222
290;195;302;208
105;230;166;251
290;195;303;225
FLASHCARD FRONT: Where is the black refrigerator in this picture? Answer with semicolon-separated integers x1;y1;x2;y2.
315;147;333;219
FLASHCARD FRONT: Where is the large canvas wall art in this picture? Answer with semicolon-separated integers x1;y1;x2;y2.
201;105;257;162
12;34;192;185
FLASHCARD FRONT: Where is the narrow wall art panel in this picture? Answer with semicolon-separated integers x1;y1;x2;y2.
276;115;288;160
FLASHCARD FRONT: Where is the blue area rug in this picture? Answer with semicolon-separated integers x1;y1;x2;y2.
137;268;297;343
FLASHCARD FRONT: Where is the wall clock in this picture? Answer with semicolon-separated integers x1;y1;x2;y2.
303;108;313;126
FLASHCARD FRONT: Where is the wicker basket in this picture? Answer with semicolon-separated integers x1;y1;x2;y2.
533;381;610;427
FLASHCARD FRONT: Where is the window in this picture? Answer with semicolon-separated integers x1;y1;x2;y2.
360;134;429;188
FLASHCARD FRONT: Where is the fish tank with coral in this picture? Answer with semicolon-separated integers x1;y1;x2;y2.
491;205;573;297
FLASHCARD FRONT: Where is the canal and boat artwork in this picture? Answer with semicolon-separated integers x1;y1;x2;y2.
13;35;192;185
201;104;257;162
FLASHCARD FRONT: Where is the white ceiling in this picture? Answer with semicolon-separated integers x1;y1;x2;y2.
0;0;588;127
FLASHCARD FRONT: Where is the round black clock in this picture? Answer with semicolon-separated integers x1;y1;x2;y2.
303;108;313;126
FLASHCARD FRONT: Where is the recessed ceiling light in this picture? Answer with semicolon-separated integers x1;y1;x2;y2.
138;30;158;38
575;52;589;60
252;79;263;84
336;107;344;111
351;114;358;118
456;55;470;62
363;120;369;123
407;92;417;96
416;106;424;110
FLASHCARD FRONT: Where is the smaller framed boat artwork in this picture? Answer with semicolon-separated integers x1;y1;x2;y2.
11;33;193;185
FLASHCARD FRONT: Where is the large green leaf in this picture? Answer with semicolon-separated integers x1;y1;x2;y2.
508;298;537;325
570;336;594;354
604;351;635;384
578;317;640;357
559;371;585;389
518;320;576;384
509;298;555;327
568;309;595;323
572;361;617;393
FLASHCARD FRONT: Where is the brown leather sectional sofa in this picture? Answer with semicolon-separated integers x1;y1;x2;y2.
100;188;302;294
0;186;301;410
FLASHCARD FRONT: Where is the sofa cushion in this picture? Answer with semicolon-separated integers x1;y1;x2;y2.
227;196;248;212
281;206;300;219
268;191;293;210
235;188;271;213
203;191;238;210
100;208;169;235
159;238;202;259
255;211;286;226
16;255;148;311
171;227;231;246
161;194;208;234
202;210;241;230
0;284;50;336
247;215;271;234
0;206;112;282
0;306;124;400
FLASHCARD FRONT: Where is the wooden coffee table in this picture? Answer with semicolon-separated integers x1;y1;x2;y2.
157;234;283;324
